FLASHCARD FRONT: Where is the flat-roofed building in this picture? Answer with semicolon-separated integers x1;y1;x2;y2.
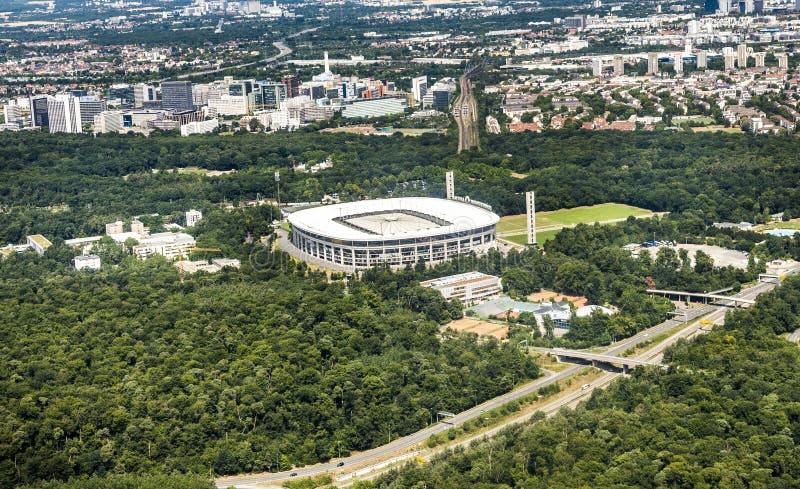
420;271;502;304
64;236;103;248
341;97;406;119
27;235;52;255
74;254;101;270
106;221;124;234
132;232;196;260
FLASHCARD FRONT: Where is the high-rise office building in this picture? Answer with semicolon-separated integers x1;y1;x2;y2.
309;84;326;100
107;84;135;109
47;94;82;133
738;0;753;14
78;96;107;126
30;95;50;128
3;101;23;125
161;81;194;112
252;81;287;110
134;83;156;108
281;75;300;98
412;75;428;106
704;0;718;13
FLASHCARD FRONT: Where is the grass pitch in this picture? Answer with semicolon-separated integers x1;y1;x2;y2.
497;203;654;235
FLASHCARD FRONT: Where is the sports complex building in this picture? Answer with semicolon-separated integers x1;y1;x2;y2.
287;197;499;269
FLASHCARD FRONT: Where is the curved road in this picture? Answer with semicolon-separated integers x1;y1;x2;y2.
168;27;318;81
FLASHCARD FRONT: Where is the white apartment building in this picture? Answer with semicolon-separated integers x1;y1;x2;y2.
420;272;502;304
185;209;203;226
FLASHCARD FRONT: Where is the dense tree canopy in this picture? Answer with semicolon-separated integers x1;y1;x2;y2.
0;236;537;487
3;127;800;488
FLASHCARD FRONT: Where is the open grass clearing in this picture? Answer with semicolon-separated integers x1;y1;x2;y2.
497;203;655;235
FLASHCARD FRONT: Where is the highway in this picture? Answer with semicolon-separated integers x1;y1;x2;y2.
164;27;317;81
216;300;710;488
216;275;794;488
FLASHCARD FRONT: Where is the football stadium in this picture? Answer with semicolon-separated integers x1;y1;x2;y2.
288;197;500;269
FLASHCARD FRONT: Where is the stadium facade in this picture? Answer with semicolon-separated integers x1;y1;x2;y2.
288;197;499;269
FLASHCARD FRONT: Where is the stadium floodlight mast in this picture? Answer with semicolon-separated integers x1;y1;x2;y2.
275;170;281;207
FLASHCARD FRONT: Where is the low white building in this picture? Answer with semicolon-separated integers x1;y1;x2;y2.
74;254;101;270
175;257;241;274
132;232;196;260
420;272;502;304
180;119;218;136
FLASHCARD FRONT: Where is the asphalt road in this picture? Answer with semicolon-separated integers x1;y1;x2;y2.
167;27;317;81
216;276;795;488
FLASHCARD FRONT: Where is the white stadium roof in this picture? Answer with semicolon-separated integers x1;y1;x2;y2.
288;197;500;241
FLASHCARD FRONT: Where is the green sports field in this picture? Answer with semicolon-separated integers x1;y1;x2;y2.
497;203;655;235
504;229;561;245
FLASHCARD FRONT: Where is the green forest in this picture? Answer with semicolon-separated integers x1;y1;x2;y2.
3;127;800;488
2;129;800;246
372;275;800;488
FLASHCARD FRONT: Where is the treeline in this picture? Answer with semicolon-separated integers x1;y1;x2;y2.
371;276;800;488
0;131;800;242
3;129;800;245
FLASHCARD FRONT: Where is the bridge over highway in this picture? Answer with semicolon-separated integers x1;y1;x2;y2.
646;289;755;307
535;348;663;374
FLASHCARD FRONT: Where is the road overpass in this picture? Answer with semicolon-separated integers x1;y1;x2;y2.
646;289;755;307
537;348;663;374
